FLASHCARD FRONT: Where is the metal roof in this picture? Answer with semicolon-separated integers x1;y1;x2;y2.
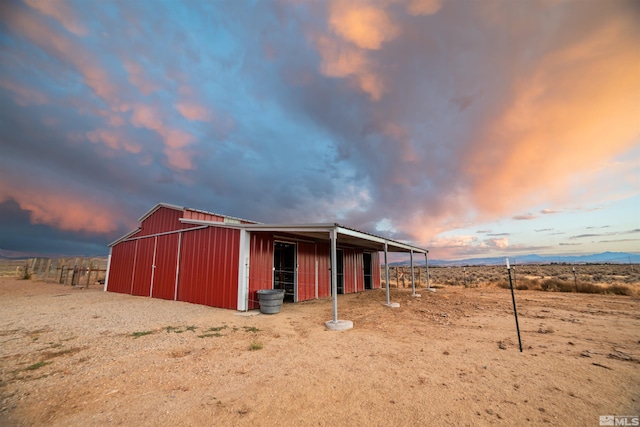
179;219;428;254
113;203;429;254
138;202;257;224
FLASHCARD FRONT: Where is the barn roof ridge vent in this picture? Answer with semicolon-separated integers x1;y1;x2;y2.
184;206;260;225
137;202;258;225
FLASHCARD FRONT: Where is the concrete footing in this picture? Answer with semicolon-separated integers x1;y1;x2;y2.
412;293;421;298
325;320;353;331
425;288;436;293
385;302;400;308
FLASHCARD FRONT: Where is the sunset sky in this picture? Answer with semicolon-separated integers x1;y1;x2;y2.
0;0;638;261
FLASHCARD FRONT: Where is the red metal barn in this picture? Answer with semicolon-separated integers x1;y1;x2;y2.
106;203;428;311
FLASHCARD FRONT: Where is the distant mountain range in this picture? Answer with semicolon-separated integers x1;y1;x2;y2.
390;251;640;267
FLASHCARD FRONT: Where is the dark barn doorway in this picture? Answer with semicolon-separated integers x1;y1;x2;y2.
336;249;344;294
274;242;296;302
363;252;372;290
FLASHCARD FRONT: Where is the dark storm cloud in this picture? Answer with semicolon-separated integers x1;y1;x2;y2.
0;0;638;257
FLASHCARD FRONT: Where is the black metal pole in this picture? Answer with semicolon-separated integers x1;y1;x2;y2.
507;258;523;352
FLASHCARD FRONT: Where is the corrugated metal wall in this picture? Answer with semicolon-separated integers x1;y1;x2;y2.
136;207;184;237
297;241;316;302
316;242;332;298
177;227;240;309
355;250;364;292
339;249;363;294
107;240;137;294
109;220;241;309
372;252;381;288
131;237;154;296
152;233;179;300
342;250;350;293
247;232;274;309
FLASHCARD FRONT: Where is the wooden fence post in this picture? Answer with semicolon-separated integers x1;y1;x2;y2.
59;262;65;284
393;266;398;288
44;259;52;282
86;266;92;288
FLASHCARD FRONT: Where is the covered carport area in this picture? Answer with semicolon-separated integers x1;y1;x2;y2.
240;223;430;331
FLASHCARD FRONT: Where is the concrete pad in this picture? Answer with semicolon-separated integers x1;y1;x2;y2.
325;320;353;331
385;302;400;308
424;288;436;293
412;293;422;298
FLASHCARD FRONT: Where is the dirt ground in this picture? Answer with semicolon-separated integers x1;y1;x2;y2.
1;277;639;426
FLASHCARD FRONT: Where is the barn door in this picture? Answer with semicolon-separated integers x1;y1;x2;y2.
150;233;179;300
273;242;296;302
131;237;154;297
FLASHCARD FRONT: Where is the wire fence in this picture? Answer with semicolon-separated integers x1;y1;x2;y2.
380;266;429;288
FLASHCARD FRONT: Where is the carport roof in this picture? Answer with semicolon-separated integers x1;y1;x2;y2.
180;219;428;254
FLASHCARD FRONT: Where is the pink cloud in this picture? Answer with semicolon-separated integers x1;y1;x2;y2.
513;213;537;220
176;102;211;122
313;34;384;100
129;104;196;170
0;188;118;235
130;104;164;132
107;114;126;127
86;129;141;153
24;0;88;36
462;15;639;217
306;1;415;101
163;128;193;149
487;237;509;249
163;147;193;171
4;3;121;107
406;0;442;16
0;78;48;106
176;100;236;138
122;59;161;96
328;0;399;50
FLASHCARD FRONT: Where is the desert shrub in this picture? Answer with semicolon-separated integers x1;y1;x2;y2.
606;285;633;296
411;263;639;289
515;278;540;290
131;331;153;338
497;281;511;289
249;342;263;351
445;278;463;286
576;283;605;294
558;281;576;292
540;278;575;292
541;278;561;291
